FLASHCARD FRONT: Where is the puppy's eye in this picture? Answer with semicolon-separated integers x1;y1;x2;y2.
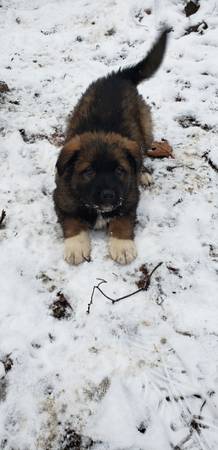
116;166;126;177
82;167;95;178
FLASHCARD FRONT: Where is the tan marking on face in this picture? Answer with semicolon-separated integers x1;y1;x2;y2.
75;161;92;174
71;132;140;180
56;135;81;175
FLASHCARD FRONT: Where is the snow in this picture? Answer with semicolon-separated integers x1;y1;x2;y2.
0;0;218;449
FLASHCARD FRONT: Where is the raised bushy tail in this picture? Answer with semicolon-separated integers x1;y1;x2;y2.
119;29;169;85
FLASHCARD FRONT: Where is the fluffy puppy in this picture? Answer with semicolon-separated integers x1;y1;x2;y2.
54;29;168;264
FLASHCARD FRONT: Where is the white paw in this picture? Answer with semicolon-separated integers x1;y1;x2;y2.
64;231;91;265
109;237;137;265
140;172;153;186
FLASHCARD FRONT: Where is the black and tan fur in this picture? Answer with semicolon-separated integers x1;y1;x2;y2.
54;29;168;264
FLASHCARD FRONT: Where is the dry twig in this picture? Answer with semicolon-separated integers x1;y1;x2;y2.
0;210;6;227
202;151;218;173
87;262;163;314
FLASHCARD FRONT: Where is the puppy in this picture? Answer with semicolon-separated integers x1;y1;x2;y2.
54;29;168;265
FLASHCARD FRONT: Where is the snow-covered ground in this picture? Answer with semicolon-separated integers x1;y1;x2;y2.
0;0;218;449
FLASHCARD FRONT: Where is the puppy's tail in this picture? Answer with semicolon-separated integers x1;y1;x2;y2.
119;28;169;85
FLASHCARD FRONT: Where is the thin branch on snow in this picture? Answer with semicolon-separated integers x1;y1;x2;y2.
0;209;6;227
86;262;163;314
166;164;195;172
86;278;107;314
202;151;218;173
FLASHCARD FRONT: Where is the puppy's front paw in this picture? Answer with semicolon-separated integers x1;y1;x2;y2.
64;231;91;265
109;237;137;264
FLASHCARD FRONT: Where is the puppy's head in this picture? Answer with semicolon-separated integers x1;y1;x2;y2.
56;132;142;213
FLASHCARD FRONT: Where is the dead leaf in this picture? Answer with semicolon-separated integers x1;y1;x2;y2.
147;140;174;158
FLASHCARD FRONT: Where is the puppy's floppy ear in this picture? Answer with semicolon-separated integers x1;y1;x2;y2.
123;139;142;172
56;136;81;176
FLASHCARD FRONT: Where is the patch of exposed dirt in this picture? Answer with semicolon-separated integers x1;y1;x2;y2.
184;1;200;17
50;292;73;320
59;427;94;450
0;81;9;93
19;127;64;146
136;264;149;289
177;115;212;131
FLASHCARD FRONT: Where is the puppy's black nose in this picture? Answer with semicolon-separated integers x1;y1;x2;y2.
101;189;115;203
